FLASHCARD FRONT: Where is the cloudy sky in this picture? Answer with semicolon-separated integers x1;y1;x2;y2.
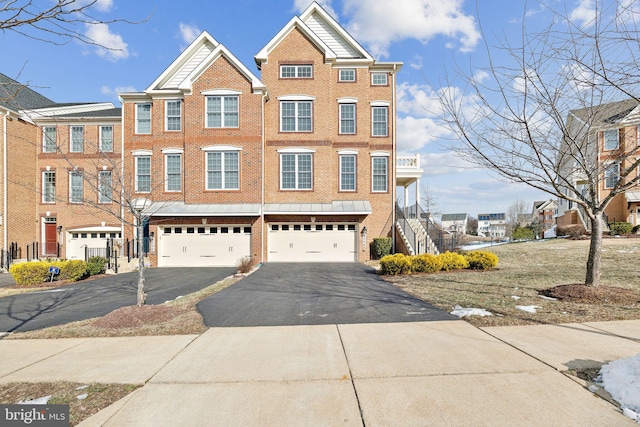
2;0;605;217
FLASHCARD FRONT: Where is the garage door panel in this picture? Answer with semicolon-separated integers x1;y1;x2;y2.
268;224;357;262
159;226;251;267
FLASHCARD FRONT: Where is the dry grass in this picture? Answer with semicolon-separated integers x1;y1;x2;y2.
7;275;240;339
0;382;140;426
387;238;640;327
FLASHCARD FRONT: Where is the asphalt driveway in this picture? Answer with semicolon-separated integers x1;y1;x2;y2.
0;267;235;333
197;263;457;327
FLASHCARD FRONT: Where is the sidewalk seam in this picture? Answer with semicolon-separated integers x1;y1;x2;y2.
0;338;90;379
336;324;366;427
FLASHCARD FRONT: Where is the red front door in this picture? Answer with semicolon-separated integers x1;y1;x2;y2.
45;222;57;256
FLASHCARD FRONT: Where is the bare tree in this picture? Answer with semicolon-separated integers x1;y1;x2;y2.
506;199;528;235
420;183;441;216
1;0;143;48
439;0;640;286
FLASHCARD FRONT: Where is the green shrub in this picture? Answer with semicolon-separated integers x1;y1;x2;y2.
411;253;443;273
50;260;87;282
439;251;469;271
633;225;640;234
86;256;107;276
512;227;534;240
464;250;499;270
380;253;412;275
9;262;50;287
371;237;392;259
609;222;632;235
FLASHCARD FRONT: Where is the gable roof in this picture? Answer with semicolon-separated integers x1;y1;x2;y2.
569;98;640;128
255;1;379;68
145;31;265;95
0;72;56;112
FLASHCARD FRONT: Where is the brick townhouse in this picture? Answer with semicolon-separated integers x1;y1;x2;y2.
2;2;419;266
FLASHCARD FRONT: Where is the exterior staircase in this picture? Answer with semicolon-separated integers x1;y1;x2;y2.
395;204;439;255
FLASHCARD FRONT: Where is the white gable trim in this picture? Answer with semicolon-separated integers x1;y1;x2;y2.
146;31;219;92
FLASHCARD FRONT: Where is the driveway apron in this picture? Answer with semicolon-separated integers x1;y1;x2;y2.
197;263;457;326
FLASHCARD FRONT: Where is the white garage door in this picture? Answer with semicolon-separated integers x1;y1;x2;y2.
268;223;357;262
66;229;121;260
158;225;251;267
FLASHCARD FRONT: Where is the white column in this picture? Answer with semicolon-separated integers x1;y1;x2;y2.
415;177;420;210
404;185;409;214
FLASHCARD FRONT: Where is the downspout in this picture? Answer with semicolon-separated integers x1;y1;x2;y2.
261;90;267;264
391;64;397;254
3;111;8;255
119;97;125;241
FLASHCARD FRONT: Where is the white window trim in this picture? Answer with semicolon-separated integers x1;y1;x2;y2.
277;148;316;154
69;171;83;204
99;125;114;152
43;126;57;153
201;89;242;96
42;171;56;203
164;153;182;192
132;149;153;156
338;149;359;155
206;151;240;190
165;100;182;132
371;106;389;137
98;170;112;204
205;94;239;128
280;64;313;78
280;153;313;190
135;103;152;134
604;162;620;189
370;100;391;107
339;154;357;192
371;72;388;85
70;125;84;153
202;145;243;152
371;156;389;193
603;129;619;151
135;156;151;193
161;148;184;154
279;100;313;132
337;97;358;104
339;68;356;82
339;103;356;135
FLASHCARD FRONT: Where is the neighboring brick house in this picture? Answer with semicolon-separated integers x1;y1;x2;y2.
557;99;640;229
2;2;413;266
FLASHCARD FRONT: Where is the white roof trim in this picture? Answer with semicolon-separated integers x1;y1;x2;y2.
179;44;266;93
277;95;316;101
132;150;153;156
201;89;242;96
161;148;184;154
371;151;390;157
370;101;391;107
337;97;358;104
277;148;316;153
201;145;243;151
255;16;336;67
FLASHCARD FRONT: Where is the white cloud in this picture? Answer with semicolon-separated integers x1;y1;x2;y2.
419;152;475;176
179;23;201;48
569;0;596;27
342;0;481;58
101;85;137;96
409;55;423;70
94;0;113;12
84;23;129;61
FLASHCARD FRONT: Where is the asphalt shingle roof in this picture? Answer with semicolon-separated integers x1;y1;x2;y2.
0;72;56;111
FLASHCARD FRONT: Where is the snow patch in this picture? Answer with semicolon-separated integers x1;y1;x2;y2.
450;305;493;318
18;395;51;405
539;295;557;301
598;353;640;422
77;393;88;400
511;296;521;300
516;305;540;313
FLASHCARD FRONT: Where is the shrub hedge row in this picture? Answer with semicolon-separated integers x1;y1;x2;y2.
9;259;93;287
379;250;498;275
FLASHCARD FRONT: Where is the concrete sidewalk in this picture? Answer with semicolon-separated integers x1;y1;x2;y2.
0;320;638;426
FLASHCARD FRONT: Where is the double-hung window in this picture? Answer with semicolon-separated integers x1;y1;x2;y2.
43;126;57;153
280;64;313;78
206;95;239;128
372;106;388;137
604;162;619;189
69;171;83;203
206;150;239;190
70;126;84;153
136;103;151;134
339;154;356;191
135;155;151;193
165;100;182;131
164;152;182;192
42;171;56;203
281;100;312;132
372;155;389;192
100;125;113;152
340;104;356;134
280;151;313;190
603;129;619;151
98;170;112;203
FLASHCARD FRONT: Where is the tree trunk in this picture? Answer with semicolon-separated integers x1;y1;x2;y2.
136;220;146;307
585;211;603;286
